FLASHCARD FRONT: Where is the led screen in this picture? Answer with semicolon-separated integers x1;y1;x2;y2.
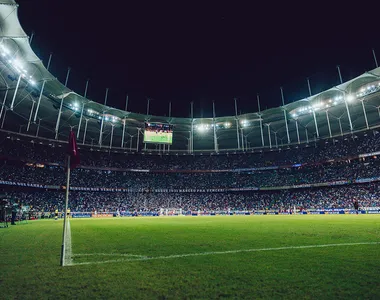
143;122;173;144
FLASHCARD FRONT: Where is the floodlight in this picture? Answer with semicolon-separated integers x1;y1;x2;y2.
13;59;23;69
346;94;355;102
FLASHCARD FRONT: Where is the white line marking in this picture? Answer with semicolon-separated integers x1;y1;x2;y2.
73;253;148;258
70;241;380;266
64;220;73;266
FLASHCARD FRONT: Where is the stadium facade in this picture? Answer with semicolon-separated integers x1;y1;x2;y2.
1;0;380;153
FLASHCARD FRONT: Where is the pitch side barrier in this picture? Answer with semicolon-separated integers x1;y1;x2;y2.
69;208;380;218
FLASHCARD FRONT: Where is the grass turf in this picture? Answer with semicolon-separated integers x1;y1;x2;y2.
1;215;379;299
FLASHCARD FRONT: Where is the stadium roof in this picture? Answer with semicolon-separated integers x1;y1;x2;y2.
1;0;380;152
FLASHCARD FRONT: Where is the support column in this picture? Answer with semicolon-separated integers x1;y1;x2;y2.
77;79;89;138
1;108;6;128
373;48;378;68
305;127;309;143
326;110;332;138
129;136;133;151
212;101;218;152
338;118;343;136
109;124;114;149
361;100;369;129
121;119;126;147
145;98;150;150
125;94;129;111
136;128;140;152
190;102;194;153
234;98;240;149
10;74;22;111
257;94;264;147
240;128;244;151
55;67;71;140
82;118;89;145
274;132;278;148
0;89;9;121
312;110;319;138
280;87;290;144
33;80;46;122
76;102;85;138
26;100;35;131
33;53;52;122
336;67;353;132
337;65;343;84
344;95;353;131
295;119;300;144
99;88;108;146
267;124;272;148
35;118;40;136
144;98;148;151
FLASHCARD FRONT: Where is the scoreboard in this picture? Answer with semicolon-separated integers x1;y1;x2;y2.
143;122;173;144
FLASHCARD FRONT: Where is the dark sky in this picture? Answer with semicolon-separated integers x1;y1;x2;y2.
16;0;380;118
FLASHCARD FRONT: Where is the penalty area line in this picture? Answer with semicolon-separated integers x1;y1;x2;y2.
70;241;380;266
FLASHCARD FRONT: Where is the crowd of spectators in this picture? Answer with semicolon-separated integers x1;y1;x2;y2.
1;129;380;214
1;130;380;170
1;157;380;189
5;183;380;213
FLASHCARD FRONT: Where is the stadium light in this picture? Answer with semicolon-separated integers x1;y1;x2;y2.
197;124;209;132
346;94;355;102
240;120;249;127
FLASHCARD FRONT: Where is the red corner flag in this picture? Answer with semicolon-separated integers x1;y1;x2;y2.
67;131;80;169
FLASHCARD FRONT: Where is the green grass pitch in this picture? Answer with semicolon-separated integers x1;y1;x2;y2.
1;215;379;299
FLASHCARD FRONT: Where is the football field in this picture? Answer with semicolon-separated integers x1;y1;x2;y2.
1;215;379;299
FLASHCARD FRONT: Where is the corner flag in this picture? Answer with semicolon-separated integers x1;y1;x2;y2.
67;131;80;169
61;131;80;266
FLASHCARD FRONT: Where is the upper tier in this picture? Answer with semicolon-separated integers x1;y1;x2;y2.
1;129;379;170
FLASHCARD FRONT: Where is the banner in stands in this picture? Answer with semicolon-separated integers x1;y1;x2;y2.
1;177;379;192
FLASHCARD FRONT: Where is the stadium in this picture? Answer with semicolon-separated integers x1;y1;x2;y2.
1;1;380;299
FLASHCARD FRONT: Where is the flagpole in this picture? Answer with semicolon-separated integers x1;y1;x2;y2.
60;154;71;266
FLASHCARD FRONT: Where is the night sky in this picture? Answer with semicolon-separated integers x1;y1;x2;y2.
16;0;380;118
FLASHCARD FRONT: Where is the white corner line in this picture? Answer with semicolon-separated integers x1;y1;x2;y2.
64;220;73;266
69;241;380;266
